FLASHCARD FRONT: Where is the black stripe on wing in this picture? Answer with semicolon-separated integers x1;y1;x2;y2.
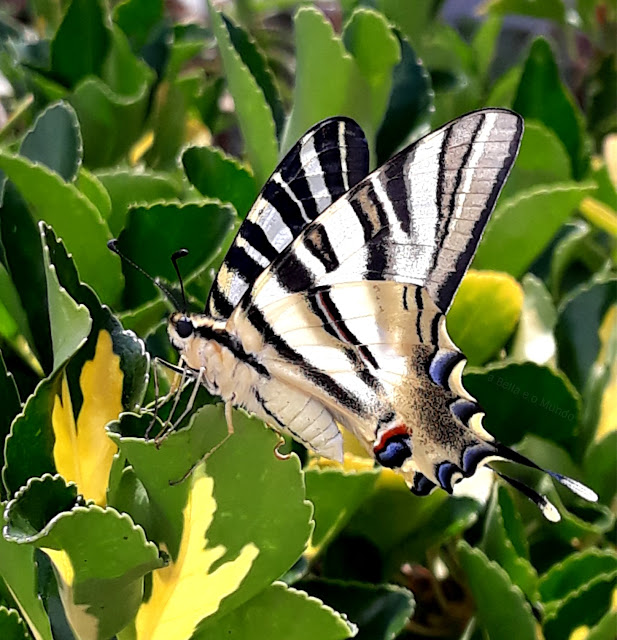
206;117;369;320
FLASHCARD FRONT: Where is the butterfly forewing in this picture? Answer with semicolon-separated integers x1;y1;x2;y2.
247;109;523;314
206;117;369;320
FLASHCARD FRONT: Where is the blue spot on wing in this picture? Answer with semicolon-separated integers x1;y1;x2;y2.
429;350;464;387
462;443;493;476
410;472;436;496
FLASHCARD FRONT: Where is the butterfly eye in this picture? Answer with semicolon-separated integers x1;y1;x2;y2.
175;317;193;339
375;434;412;469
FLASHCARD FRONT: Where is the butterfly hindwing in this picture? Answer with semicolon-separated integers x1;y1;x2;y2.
248;109;523;314
206;117;369;320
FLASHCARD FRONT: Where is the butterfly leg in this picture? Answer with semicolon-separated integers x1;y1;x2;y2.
169;401;235;487
154;367;202;447
145;357;187;439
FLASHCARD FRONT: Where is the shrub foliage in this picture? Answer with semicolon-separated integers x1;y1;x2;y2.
0;1;615;639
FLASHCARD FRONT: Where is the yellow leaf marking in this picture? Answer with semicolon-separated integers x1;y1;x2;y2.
595;305;617;440
52;330;123;505
135;467;259;640
41;549;99;639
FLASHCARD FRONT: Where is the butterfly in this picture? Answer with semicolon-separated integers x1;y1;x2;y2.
111;108;597;521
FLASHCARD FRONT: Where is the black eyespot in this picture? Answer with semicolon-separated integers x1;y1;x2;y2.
175;317;193;339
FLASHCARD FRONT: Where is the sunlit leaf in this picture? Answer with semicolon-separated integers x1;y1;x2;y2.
447;270;524;366
457;541;536;640
110;406;313;633
297;579;414;640
51;330;123;506
0;151;122;305
194;582;356;640
511;274;557;366
182;146;258;218
4;475;162;640
20;102;82;183
513;38;588;178
473;182;596;277
208;3;278;186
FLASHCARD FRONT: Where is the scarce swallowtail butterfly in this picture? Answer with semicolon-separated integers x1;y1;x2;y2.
111;108;597;521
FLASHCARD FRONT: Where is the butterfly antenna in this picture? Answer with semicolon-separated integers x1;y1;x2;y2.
171;249;189;314
107;239;183;311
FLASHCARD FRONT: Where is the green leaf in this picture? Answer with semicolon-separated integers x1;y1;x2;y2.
463;361;580;447
284;6;400;163
222;14;285;138
305;465;378;558
555;277;617;391
297;579;414;640
0;183;53;373
0;271;20;346
76;168;112;221
548;222;606;301
471;15;502;80
0;515;54;640
109;406;314;634
543;569;617;640
40;223;149;411
144;72;202;170
579;294;617;447
0;352;21;479
4;474;163;640
0;150;122;305
511;274;557;366
447;270;524;366
513;38;588;179
376;0;440;48
482;485;538;600
588;54;617;143
49;0;111;87
479;0;566;21
41;222;92;374
539;548;617;603
472;182;596;278
3;226;148;498
499;120;571;202
116;200;235;307
375;32;434;164
208;4;278;186
346;472;447;559
388;496;480;571
584;432;617;504
0;608;29;640
113;0;163;51
587;609;617;640
94;169;182;236
343;9;401;142
457;541;536;640
20;101;82;182
194;582;355;639
70;26;154;168
486;64;523;108
182;146;258;218
283;6;362;154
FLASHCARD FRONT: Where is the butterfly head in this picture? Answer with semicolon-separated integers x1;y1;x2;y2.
167;312;219;370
